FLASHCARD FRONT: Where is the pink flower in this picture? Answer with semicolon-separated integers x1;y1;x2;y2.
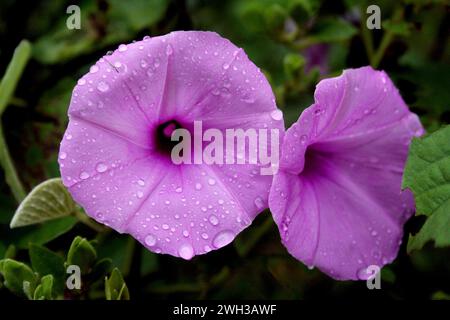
59;31;284;260
269;66;424;280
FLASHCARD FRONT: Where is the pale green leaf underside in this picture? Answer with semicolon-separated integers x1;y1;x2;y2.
402;125;450;253
10;178;76;228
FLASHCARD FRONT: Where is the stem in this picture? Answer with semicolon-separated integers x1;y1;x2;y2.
0;122;26;202
370;7;404;68
0;40;31;116
0;40;31;203
73;208;105;232
360;7;374;63
371;31;394;69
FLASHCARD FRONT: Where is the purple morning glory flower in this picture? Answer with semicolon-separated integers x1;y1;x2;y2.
269;66;424;280
59;31;284;260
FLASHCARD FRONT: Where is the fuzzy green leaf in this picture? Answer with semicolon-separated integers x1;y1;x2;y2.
10;178;76;228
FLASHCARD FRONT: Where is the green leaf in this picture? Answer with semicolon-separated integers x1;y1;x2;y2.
10;178;76;228
0;259;38;298
29;244;65;295
308;18;357;43
105;268;129;300
66;236;97;274
33;274;54;300
9;216;77;249
402;125;450;253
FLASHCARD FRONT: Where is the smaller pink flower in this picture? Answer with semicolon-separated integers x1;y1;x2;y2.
269;66;424;280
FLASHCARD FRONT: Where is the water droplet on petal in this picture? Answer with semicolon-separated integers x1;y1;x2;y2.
357;267;372;280
254;196;265;209
212;230;235;248
79;172;90;180
96;162;107;173
195;183;202;190
182;230;189;237
137;179;145;186
222;63;230;70
145;234;156;246
208;215;219;226
201;233;209;240
90;65;99;73
178;243;194;260
270;109;283;121
97;81;110;92
208;178;216;186
118;44;127;52
77;79;86;86
59;152;67;160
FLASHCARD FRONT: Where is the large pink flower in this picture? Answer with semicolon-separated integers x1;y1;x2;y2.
59;31;284;259
269;66;424;280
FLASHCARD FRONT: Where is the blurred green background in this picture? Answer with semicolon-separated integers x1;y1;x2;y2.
0;0;449;300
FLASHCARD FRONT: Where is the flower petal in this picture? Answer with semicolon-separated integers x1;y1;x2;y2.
269;66;424;280
60;31;283;259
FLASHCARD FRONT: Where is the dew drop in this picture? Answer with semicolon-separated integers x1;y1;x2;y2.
79;171;90;180
254;196;264;209
90;65;99;74
182;230;189;237
97;81;110;92
137;179;145;186
201;233;209;240
59;152;67;160
208;215;219;226
178;243;194;260
140;59;148;68
300;135;308;144
77;79;86;86
195;183;202;190
96;162;107;173
208;178;216;186
118;44;128;52
144;234;156;246
270;109;283;121
222;63;230;70
212;230;235;248
137;191;144;199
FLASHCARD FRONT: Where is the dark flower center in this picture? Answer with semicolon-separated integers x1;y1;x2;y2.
155;120;183;155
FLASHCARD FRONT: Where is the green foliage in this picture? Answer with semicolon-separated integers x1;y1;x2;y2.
403;126;450;253
29;244;66;295
0;259;38;298
10;178;76;228
105;268;130;300
66;236;97;274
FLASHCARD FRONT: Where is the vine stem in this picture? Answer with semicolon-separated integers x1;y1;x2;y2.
0;40;31;203
369;7;404;69
0;122;26;202
73;207;106;233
